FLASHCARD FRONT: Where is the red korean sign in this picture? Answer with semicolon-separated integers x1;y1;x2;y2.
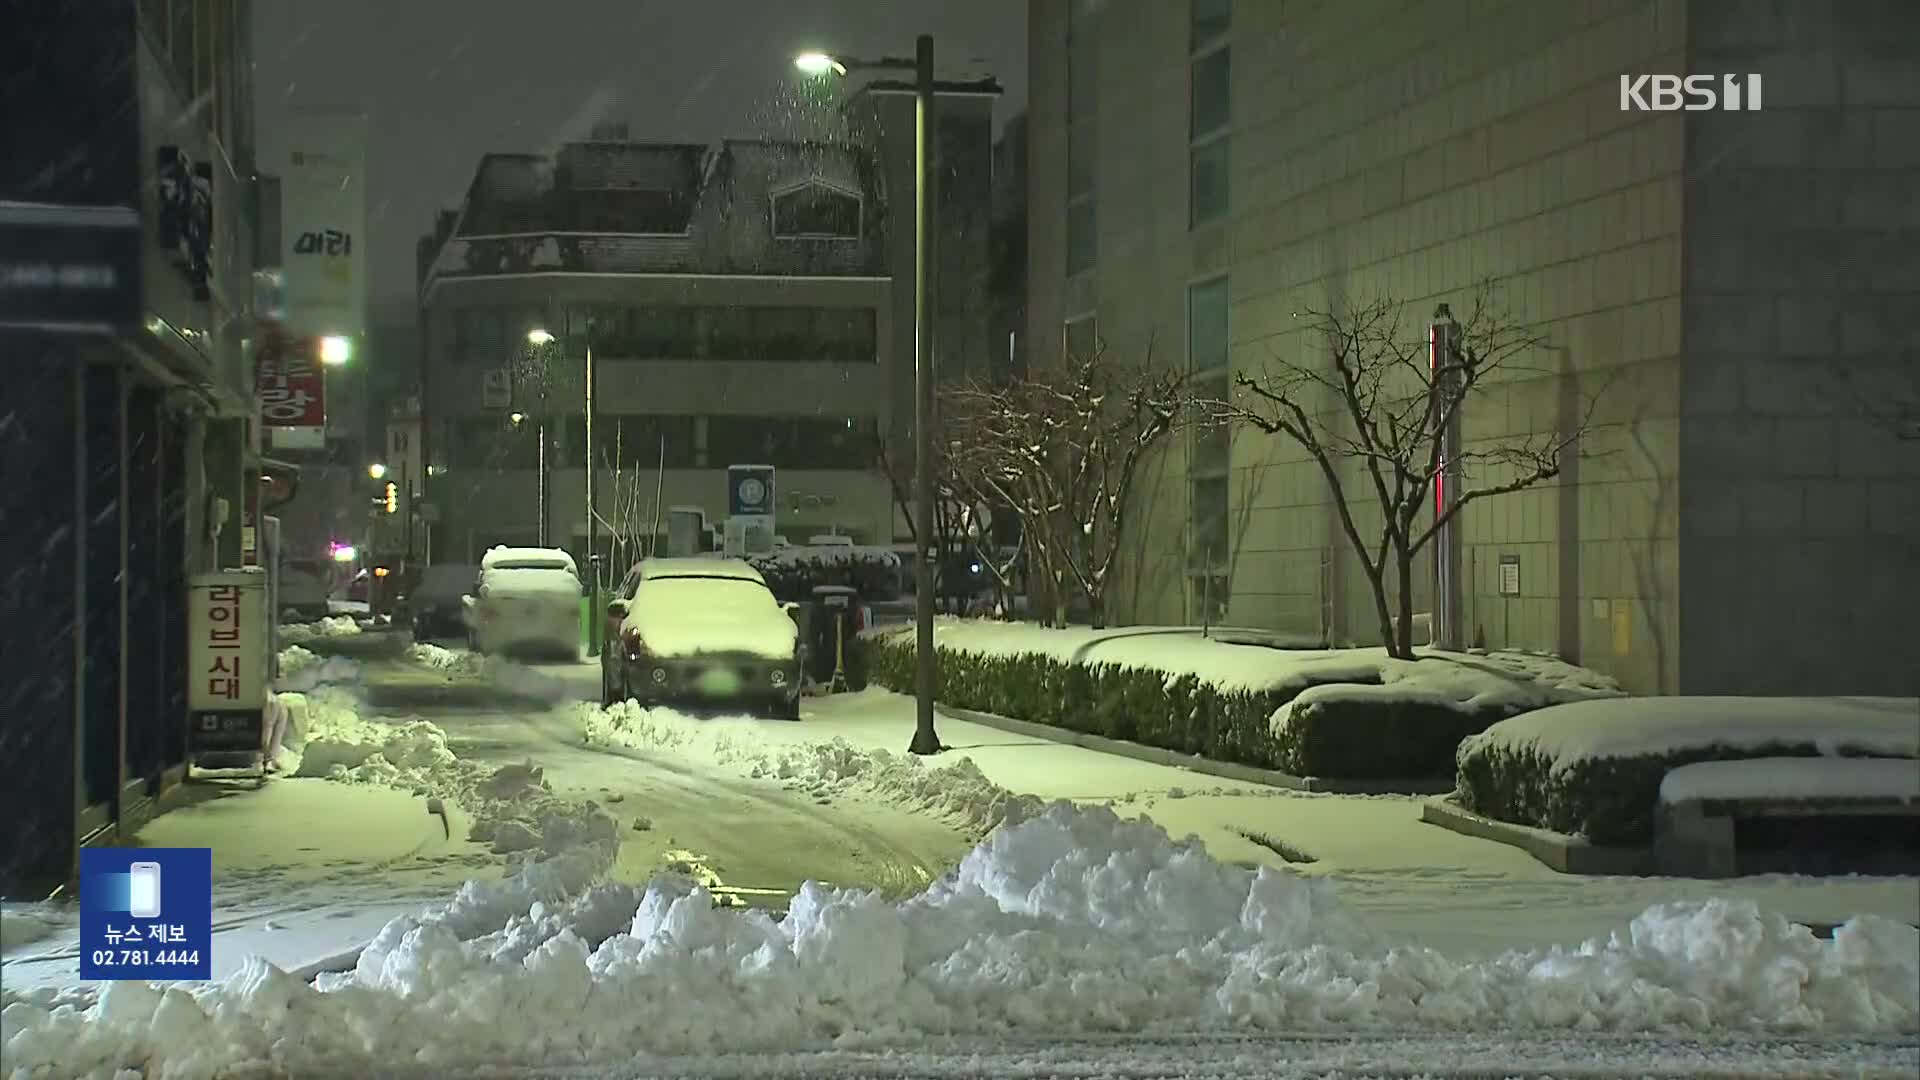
255;331;327;427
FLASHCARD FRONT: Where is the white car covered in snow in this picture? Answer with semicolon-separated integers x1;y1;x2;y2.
603;557;802;719
464;546;582;659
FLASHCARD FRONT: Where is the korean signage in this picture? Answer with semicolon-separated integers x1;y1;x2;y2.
79;847;212;981
255;330;327;428
0;3;142;331
280;108;367;339
187;571;267;750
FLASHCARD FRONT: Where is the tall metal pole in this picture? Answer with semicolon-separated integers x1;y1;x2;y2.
584;341;600;655
536;407;548;546
908;33;942;756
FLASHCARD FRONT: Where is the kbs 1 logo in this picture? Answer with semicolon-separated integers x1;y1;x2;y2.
1619;74;1763;112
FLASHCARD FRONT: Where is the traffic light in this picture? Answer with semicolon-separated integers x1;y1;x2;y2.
383;482;398;514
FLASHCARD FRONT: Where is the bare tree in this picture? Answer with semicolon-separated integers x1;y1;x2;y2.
1224;284;1604;660
590;419;653;594
948;343;1190;629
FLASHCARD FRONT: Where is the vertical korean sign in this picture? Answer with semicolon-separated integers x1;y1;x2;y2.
256;329;326;449
186;571;267;754
280;108;367;341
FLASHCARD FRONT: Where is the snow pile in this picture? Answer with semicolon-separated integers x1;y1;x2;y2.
1462;697;1920;776
275;646;361;692
405;641;486;678
584;702;1039;838
904;620;1623;715
1;904;66;951
278;615;363;644
5;804;1915;1075
289;695;456;782
1659;757;1920;805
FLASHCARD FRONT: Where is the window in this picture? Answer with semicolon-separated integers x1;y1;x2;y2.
1067;199;1097;276
702;307;756;361
1188;278;1229;371
817;308;877;364
573;188;693;233
1066;0;1098;274
1188;272;1231;616
453;306;542;364
1064;314;1099;361
772;183;861;239
565;415;698;469
629;307;698;357
756;307;817;357
1191;0;1231;51
703;415;878;471
449;416;539;470
1189;3;1231;228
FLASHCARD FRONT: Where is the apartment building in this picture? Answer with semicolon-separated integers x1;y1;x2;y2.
1026;0;1919;695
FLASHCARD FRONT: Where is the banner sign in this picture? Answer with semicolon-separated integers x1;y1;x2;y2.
255;331;326;428
80;847;212;981
280;108;367;339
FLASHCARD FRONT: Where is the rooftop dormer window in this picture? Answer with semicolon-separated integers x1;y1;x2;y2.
770;179;861;240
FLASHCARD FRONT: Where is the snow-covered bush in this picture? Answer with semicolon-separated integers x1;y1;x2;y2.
862;623;1621;780
1456;698;1920;845
747;545;901;603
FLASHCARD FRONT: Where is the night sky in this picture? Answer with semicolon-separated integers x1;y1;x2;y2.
252;0;1028;312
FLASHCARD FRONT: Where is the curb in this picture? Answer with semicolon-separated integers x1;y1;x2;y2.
1420;795;1652;875
935;704;1456;796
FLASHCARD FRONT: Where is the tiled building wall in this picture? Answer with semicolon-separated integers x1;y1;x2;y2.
1675;0;1920;695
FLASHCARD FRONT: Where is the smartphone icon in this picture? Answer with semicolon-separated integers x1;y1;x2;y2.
128;862;162;919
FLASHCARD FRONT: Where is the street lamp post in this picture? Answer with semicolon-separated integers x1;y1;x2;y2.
796;36;943;757
530;326;601;656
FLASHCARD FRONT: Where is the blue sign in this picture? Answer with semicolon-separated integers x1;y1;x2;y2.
79;848;212;981
728;465;775;517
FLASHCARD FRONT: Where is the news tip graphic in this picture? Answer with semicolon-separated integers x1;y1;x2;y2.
79;848;212;981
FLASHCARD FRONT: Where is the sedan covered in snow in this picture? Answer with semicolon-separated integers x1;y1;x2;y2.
465;546;582;659
605;557;802;719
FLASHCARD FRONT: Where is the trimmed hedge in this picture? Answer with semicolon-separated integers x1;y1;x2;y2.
1456;738;1898;847
859;630;1523;780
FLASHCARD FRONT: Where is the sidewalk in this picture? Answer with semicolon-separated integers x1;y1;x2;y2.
2;776;489;991
710;688;1920;957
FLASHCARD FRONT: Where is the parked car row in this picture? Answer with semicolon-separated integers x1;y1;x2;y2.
430;546;807;720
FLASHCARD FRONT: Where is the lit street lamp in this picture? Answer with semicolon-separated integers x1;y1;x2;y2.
527;325;602;656
367;462;388;480
319;334;352;367
796;37;943;757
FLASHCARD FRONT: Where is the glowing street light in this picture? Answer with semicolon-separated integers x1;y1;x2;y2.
367;462;388;480
319;335;352;366
509;410;527;426
526;328;556;346
793;51;847;77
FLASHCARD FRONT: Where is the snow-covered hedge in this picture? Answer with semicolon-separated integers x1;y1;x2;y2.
1456;697;1920;845
862;621;1621;780
747;544;902;603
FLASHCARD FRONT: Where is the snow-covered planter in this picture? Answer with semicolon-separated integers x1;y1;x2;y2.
1456;697;1920;845
863;620;1621;780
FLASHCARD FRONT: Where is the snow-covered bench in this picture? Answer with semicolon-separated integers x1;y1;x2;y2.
1653;757;1920;877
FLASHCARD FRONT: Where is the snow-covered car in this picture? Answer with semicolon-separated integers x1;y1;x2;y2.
465;546;582;659
408;563;478;641
605;557;802;719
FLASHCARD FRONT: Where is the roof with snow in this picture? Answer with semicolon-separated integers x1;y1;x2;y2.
425;137;886;286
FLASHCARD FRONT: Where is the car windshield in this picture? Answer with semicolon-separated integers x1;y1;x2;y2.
639;575;778;615
491;559;570;572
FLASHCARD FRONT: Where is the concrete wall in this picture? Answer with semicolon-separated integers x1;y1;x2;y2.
1675;0;1920;695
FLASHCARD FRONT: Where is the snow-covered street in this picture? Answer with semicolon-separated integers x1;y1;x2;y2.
5;644;1916;1076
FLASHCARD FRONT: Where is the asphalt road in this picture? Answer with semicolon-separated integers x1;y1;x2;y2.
360;659;968;910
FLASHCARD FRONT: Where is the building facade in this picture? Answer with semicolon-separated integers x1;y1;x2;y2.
419;88;999;571
2;0;265;892
1026;0;1920;695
